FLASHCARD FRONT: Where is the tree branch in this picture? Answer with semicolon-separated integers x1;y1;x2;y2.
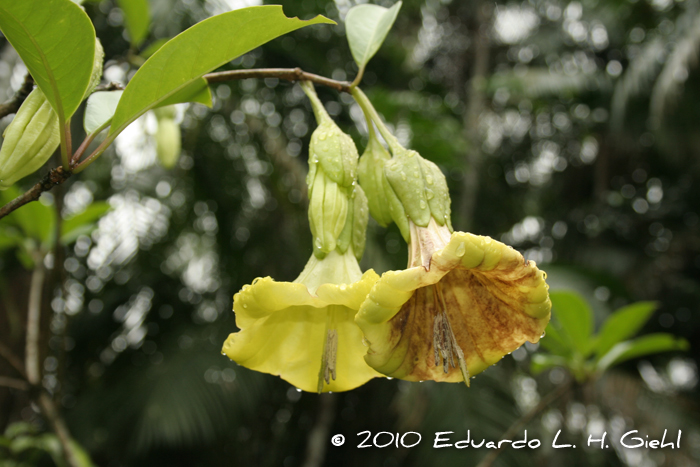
204;67;352;93
25;254;46;386
0;167;71;220
0;376;30;391
475;379;573;467
0;341;26;378
0;74;34;120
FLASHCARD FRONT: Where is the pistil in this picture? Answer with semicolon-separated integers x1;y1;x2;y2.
432;284;471;387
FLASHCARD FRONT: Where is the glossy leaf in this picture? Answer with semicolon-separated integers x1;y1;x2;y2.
84;91;124;134
108;6;334;138
549;291;593;357
346;2;401;70
593;301;658;357
117;0;150;47
0;0;95;122
596;333;689;372
140;38;169;59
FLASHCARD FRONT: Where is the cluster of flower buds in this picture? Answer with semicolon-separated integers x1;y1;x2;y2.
0;39;103;189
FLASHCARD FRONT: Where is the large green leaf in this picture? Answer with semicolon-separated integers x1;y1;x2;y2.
345;2;401;70
549;291;593;357
537;322;572;356
0;0;95;122
108;6;334;138
593;301;659;358
117;0;150;47
596;333;689;373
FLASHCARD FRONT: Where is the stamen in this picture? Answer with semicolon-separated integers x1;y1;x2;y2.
432;284;471;387
318;329;338;393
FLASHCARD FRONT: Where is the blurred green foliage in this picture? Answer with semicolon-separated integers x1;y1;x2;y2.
1;0;699;466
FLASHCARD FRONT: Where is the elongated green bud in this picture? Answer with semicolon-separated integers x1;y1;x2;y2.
383;147;452;241
336;184;369;261
0;88;60;189
357;131;394;227
301;81;365;259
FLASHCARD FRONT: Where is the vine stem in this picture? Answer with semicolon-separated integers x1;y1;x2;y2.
301;393;337;467
0;68;352;220
475;379;573;467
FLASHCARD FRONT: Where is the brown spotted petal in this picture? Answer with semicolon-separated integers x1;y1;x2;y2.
355;222;551;384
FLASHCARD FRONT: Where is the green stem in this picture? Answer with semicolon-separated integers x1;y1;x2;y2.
349;65;366;89
350;87;403;154
59;120;71;170
300;81;331;125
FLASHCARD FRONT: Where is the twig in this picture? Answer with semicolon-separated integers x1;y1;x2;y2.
0;74;34;120
25;255;83;467
25;254;46;386
93;81;125;92
38;393;82;467
301;394;338;467
0;67;348;221
475;379;573;467
0;376;30;391
0;341;26;378
204;67;352;93
0;167;71;220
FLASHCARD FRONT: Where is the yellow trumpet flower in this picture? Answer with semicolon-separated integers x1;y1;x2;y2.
222;247;381;393
355;218;551;386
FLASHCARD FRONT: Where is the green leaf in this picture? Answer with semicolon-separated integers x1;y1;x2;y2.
109;6;334;139
0;187;54;244
530;354;568;375
596;333;689;373
549;291;593;357
0;0;96;122
61;202;110;245
345;1;401;70
157;78;212;108
140;38;169;59
84;91;124;134
538;322;572;356
117;0;150;47
593;301;659;358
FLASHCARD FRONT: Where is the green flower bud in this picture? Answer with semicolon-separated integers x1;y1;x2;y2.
336;184;369;261
0;87;60;190
308;164;349;258
383;148;452;240
308;120;358;189
357;131;393;227
155;117;181;169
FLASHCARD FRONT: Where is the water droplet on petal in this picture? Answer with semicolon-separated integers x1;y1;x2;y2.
425;189;434;200
540;331;546;338
400;171;407;181
339;284;347;291
455;242;466;257
426;175;434;185
419;200;427;209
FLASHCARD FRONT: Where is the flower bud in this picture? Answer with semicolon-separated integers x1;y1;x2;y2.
0;87;60;189
336;184;369;261
383;147;452;240
155;117;181;169
357;131;394;227
308;164;349;257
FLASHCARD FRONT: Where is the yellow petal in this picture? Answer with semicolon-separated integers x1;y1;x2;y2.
223;250;381;393
356;230;551;383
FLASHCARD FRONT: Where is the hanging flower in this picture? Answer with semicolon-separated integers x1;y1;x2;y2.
223;82;380;392
351;87;551;386
222;247;380;393
355;217;550;386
